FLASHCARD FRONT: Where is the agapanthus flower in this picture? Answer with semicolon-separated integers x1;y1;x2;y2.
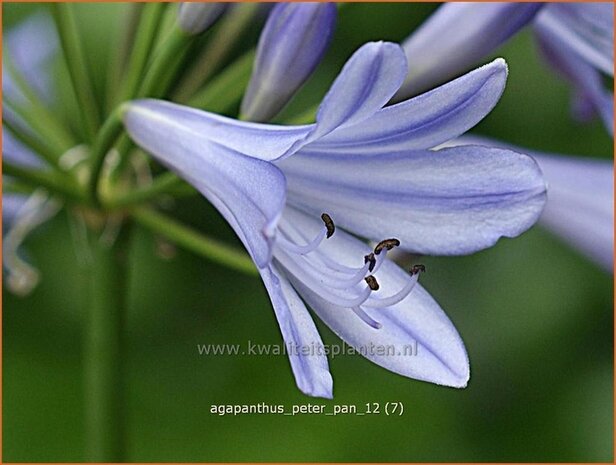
3;14;61;294
448;136;614;272
396;2;543;98
240;2;337;122
123;41;546;398
534;3;614;134
396;2;614;134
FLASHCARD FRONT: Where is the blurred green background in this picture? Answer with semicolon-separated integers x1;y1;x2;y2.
3;2;613;462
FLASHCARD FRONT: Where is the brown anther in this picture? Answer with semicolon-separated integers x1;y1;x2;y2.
410;264;426;275
374;238;400;255
364;253;376;272
364;275;380;291
321;213;335;238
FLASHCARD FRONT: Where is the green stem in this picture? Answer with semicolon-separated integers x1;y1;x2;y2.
118;3;166;102
132;208;257;276
174;3;260;101
106;172;184;209
88;108;125;207
51;3;101;141
3;161;83;202
138;28;192;98
84;223;131;461
106;3;144;111
188;49;255;112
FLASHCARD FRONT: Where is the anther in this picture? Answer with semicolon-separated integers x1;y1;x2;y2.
321;213;335;238
364;253;376;272
374;238;400;255
410;264;426;275
364;275;380;291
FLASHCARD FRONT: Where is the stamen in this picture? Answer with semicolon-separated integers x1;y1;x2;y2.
277;227;327;255
321;213;335;238
374;238;400;255
363;272;420;308
274;249;374;307
351;307;382;329
411;264;426;275
364;275;380;291
289;251;372;290
364;253;376;272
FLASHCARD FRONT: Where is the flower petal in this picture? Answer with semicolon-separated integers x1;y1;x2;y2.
396;2;542;98
453;135;613;272
308;41;408;140
260;264;333;398
123;99;313;161
3;12;58;103
123;102;287;268
536;3;614;77
534;17;614;135
311;58;507;153
277;207;469;387
537;154;613;272
240;2;337;122
177;2;227;35
278;145;546;256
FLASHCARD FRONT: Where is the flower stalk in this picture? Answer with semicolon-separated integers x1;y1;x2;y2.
83;223;131;461
131;207;257;276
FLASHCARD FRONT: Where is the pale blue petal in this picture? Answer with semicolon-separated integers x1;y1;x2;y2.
534;16;614;135
125;99;314;161
278;145;546;256
537;154;613;272
2;194;29;224
396;2;542;98
123;102;287;268
536;3;613;76
3;12;57;103
126;42;409;162
260;264;333;398
240;2;336;122
177;2;227;35
277;207;469;387
308;41;408;140
453;135;613;272
310;58;507;153
3;127;44;169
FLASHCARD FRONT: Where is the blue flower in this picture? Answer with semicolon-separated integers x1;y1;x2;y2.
240;2;337;122
396;3;543;97
396;2;614;134
534;3;614;135
123;42;546;398
3;14;61;295
449;136;613;273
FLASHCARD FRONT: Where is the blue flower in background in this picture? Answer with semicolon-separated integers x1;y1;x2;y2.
396;2;543;98
396;2;614;134
123;42;546;397
449;135;614;272
534;3;614;135
3;14;61;295
397;2;614;273
240;2;337;122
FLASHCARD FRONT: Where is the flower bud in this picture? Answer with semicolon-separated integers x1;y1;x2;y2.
177;2;227;35
240;2;337;122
